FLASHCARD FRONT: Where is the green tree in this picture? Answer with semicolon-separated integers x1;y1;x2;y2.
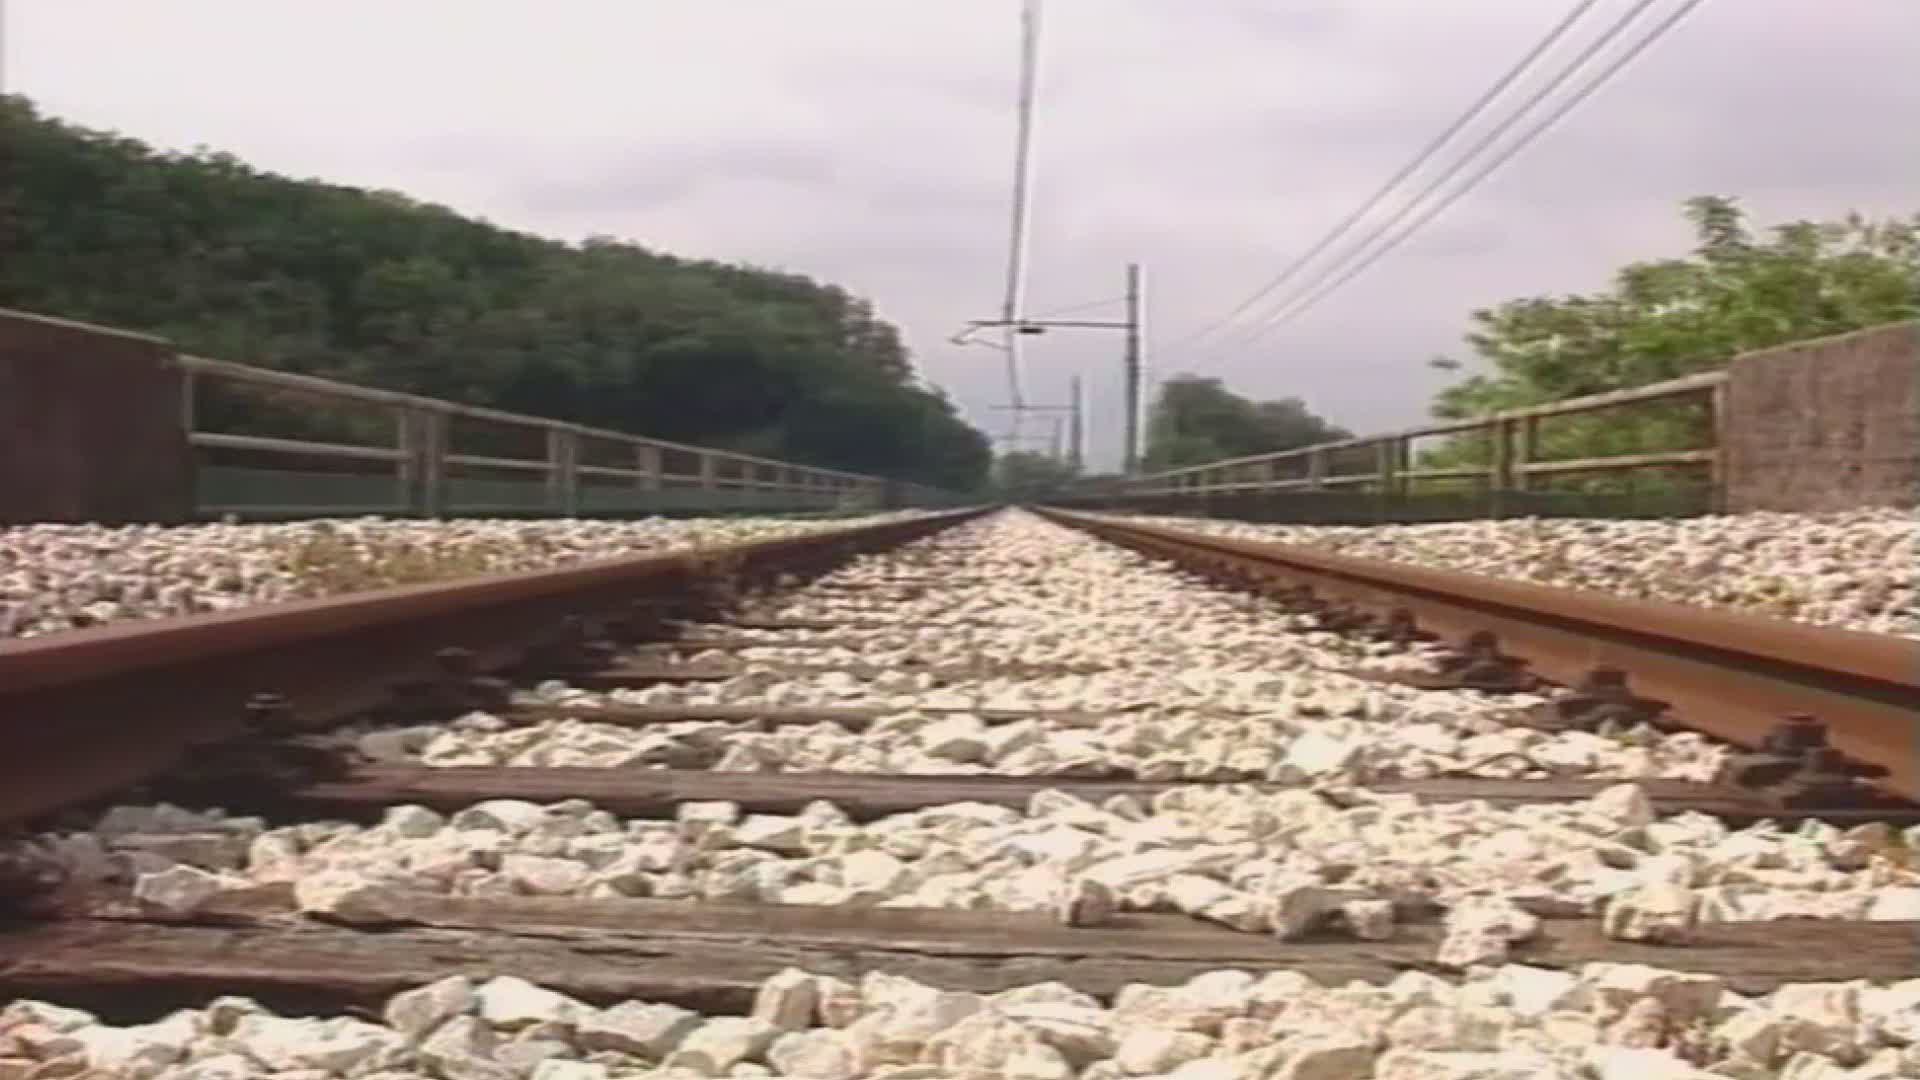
1423;197;1920;484
0;95;990;490
1142;375;1350;471
992;452;1079;500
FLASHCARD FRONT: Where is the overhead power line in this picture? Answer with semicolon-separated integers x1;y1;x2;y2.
1160;0;1605;357
1246;0;1708;335
1029;294;1128;319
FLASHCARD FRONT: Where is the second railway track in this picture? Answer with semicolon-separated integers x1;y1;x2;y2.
2;507;1917;1080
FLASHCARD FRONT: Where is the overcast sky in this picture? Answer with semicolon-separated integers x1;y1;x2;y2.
9;1;1917;470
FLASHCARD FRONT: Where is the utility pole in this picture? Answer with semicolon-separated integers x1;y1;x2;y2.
999;0;1044;445
991;387;1075;465
958;261;1143;475
1123;262;1145;475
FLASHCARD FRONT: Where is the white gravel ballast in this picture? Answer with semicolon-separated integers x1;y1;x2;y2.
33;781;1920;953
1110;509;1920;639
0;513;918;640
4;963;1918;1080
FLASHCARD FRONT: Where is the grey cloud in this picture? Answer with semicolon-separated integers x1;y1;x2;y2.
505;141;841;216
1218;1;1348;38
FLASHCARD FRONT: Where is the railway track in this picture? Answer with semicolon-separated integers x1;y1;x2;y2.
1038;509;1920;809
1;508;1916;1079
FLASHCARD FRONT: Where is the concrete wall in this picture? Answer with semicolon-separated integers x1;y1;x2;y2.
1722;321;1920;513
0;309;193;524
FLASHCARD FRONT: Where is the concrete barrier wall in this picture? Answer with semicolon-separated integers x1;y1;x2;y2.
0;310;193;524
1722;321;1919;513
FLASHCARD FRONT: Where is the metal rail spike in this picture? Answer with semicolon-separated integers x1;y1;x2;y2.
1719;713;1896;809
1524;666;1669;733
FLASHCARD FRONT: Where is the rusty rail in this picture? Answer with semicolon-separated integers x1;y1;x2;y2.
0;509;983;826
1040;509;1920;804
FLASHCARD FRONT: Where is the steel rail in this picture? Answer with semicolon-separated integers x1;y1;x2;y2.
0;509;984;826
1041;509;1920;802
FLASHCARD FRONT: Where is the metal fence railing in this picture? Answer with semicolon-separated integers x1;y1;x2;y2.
178;354;958;519
1059;371;1728;522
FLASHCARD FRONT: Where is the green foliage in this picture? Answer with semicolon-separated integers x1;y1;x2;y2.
1142;375;1351;471
1424;196;1920;487
992;451;1080;500
0;96;989;491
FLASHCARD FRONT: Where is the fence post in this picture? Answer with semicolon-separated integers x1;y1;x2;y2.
546;429;580;516
395;408;414;513
1485;419;1513;518
1707;382;1728;513
180;370;198;433
1491;418;1516;490
1374;439;1398;494
698;454;720;510
1516;417;1539;493
400;409;447;517
636;444;663;492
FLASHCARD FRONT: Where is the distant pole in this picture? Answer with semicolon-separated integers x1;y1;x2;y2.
1068;375;1084;473
1123;262;1145;474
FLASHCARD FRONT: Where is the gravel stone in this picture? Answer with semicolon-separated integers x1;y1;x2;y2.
385;975;477;1041
229;1013;404;1074
419;1015;514;1080
1602;881;1703;943
1055;875;1119;927
502;854;592;896
1271;1036;1379;1080
475;977;589;1030
751;970;820;1033
67;1017;193;1078
529;1061;609;1080
130;864;250;915
664;1017;780;1074
1435;896;1540;968
293;870;403;924
766;1029;859;1080
1112;1027;1214;1074
1374;1048;1580;1078
576;1003;702;1058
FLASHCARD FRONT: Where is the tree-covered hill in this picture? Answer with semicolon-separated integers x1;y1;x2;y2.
0;95;990;490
